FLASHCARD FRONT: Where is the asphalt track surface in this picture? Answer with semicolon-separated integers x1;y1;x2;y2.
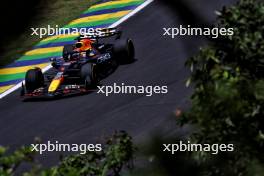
0;0;236;166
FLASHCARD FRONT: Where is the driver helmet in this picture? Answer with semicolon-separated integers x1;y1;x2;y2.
75;39;93;51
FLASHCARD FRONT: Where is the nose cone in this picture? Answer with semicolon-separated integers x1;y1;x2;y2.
48;79;61;92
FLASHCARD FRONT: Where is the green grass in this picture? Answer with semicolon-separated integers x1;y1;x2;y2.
0;0;99;67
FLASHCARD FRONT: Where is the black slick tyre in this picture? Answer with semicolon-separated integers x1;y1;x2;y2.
25;68;44;93
113;38;135;64
81;63;98;88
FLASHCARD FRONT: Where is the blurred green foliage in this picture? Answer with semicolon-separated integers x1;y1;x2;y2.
0;131;135;176
0;146;34;176
180;0;264;175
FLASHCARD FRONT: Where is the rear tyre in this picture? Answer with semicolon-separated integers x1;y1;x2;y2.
63;44;75;59
81;63;98;89
113;38;135;64
25;68;44;92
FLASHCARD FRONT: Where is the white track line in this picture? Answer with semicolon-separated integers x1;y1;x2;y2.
109;0;154;28
0;0;154;99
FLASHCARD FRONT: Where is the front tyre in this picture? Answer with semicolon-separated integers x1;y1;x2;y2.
113;38;135;64
81;63;98;89
25;68;44;93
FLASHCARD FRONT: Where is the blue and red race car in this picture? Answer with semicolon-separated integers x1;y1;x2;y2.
21;28;135;99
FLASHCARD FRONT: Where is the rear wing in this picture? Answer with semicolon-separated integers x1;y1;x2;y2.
78;28;122;40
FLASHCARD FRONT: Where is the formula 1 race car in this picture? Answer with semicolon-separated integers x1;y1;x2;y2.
21;28;135;99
